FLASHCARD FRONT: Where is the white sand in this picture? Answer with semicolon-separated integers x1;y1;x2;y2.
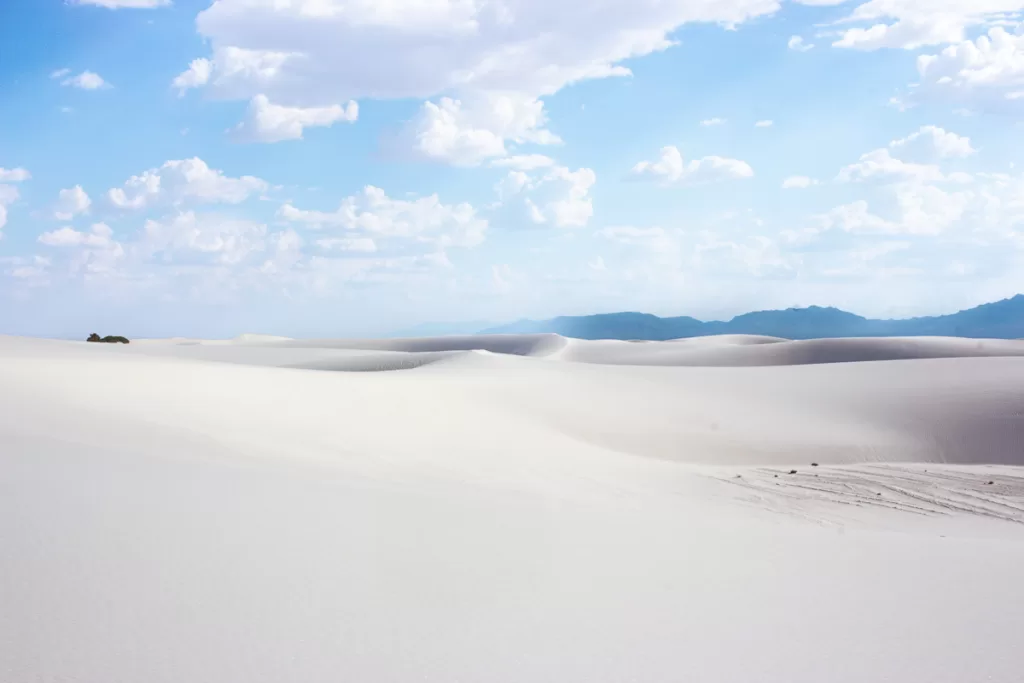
3;333;1024;682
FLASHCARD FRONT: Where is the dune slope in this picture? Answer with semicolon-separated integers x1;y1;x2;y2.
2;334;1024;683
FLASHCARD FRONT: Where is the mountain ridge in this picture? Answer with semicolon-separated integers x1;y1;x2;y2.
476;295;1024;340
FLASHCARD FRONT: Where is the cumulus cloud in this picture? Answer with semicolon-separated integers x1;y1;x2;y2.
700;118;727;126
316;237;378;253
178;0;784;158
409;95;560;166
0;167;30;182
631;146;754;185
834;18;965;51
1;255;51;281
39;222;115;248
755;119;774;127
782;176;820;189
0;186;18;232
915;25;1024;112
172;58;212;96
173;47;297;99
837;148;946;183
107;157;268;209
234;95;359;143
890;125;976;159
788;36;814;51
0;167;29;231
525;167;597;228
838;127;975;183
599;226;677;252
494;171;533;203
38;223;125;276
816;183;974;237
189;0;779;102
278;186;487;248
830;1;1024;51
693;232;797;278
141;211;268;265
53;185;92;220
56;70;110;90
490;154;557;171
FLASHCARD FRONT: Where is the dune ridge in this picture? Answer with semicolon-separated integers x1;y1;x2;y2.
3;333;1024;683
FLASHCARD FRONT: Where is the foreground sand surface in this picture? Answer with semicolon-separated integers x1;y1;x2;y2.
3;333;1024;682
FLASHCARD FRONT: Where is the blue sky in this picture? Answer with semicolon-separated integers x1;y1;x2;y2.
2;0;1024;338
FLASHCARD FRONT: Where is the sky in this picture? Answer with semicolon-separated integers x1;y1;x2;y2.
1;0;1024;338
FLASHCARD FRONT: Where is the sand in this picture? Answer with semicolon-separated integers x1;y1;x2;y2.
2;333;1024;682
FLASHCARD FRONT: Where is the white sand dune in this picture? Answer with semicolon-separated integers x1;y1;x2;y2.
560;334;1024;366
3;333;1024;682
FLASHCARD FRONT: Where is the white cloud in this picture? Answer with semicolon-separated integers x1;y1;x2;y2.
410;95;560;166
39;222;115;248
830;1;1024;51
631;146;754;186
700;117;727;126
234;95;358;143
692;232;797;278
890;125;976;159
49;68;71;80
107;157;268;209
528;167;597;228
278;186;487;248
59;71;110;90
788;36;814;51
915;25;1024;111
755;119;774;127
190;1;780;102
182;0;784;159
1;255;51;281
316;237;378;253
53;185;92;220
0;169;29;227
490;154;557;171
172;58;212;96
71;0;170;7
837;148;946;183
893;182;973;235
834;18;966;51
0;185;18;231
38;223;125;276
260;229;304;275
782;176;821;189
837;128;976;184
525;198;546;224
0;167;30;182
141;211;268;265
815;181;974;237
494;171;533;202
816;200;895;234
599;226;677;252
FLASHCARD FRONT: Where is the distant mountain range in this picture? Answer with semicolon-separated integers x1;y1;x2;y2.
476;295;1024;340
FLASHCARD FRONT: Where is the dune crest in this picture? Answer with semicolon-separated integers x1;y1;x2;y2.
4;333;1024;683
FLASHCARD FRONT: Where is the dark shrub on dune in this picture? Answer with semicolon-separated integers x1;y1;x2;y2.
87;333;130;344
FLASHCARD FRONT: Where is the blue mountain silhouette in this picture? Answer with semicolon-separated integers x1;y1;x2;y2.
480;295;1024;340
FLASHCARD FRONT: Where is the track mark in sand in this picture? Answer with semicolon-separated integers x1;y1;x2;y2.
714;465;1024;527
